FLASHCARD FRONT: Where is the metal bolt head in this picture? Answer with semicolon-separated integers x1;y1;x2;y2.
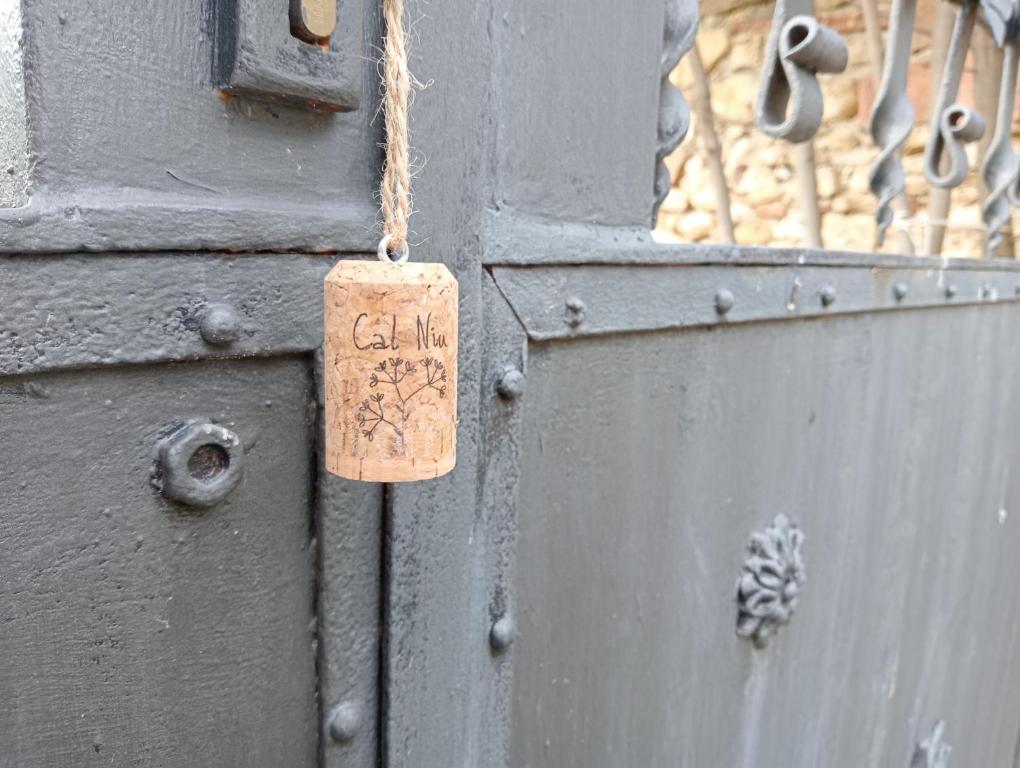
945;283;958;299
496;367;526;400
715;289;735;316
982;284;994;300
327;701;362;743
564;296;585;328
893;282;908;301
820;285;836;307
200;303;241;345
490;615;515;652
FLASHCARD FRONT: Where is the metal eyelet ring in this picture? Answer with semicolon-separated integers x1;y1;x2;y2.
158;421;244;509
377;234;410;264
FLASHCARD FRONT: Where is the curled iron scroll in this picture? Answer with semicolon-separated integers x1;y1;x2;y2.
652;0;699;226
981;6;1020;255
757;0;848;143
868;0;919;247
923;0;986;189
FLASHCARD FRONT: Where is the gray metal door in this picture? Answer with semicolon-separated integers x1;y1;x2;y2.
0;1;380;765
4;0;1020;767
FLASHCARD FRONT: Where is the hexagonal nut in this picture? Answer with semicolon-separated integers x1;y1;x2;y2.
158;421;244;508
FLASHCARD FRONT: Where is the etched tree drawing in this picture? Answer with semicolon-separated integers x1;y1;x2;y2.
357;356;448;446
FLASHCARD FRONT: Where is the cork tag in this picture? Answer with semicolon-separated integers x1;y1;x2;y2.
324;260;458;482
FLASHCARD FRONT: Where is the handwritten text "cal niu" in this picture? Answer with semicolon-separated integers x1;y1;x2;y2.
352;312;449;351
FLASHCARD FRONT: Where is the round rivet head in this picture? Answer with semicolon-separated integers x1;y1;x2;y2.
490;616;515;652
200;303;241;345
496;367;526;400
893;282;908;301
945;283;958;299
157;421;244;508
715;289;735;316
564;297;585;328
327;701;362;743
820;285;836;307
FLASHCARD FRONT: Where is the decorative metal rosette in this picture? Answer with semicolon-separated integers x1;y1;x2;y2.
736;514;805;647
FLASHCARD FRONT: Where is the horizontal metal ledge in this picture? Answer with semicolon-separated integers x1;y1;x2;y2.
0;252;346;376
483;210;1020;271
0;194;378;254
490;262;1020;341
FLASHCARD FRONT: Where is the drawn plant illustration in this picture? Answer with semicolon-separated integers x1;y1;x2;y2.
357;356;448;446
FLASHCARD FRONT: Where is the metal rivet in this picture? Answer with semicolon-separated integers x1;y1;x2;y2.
715;289;735;316
820;285;836;307
490;615;515;652
200;303;241;345
945;283;957;299
982;284;993;299
564;297;585;328
157;421;244;508
327;701;362;743
893;282;908;301
496;367;526;400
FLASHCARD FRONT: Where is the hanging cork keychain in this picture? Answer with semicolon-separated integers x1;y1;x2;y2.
324;0;458;482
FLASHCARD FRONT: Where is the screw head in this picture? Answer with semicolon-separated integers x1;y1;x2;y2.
327;701;362;743
564;297;585;328
945;283;958;299
496;367;526;400
715;289;735;316
200;303;241;345
820;285;836;307
490;616;515;652
893;282;908;301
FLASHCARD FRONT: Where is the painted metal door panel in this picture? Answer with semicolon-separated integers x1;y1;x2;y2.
0;357;318;767
506;302;1020;767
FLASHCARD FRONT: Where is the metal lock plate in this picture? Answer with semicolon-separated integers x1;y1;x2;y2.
214;0;362;112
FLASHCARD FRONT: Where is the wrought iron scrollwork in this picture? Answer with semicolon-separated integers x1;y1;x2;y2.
911;721;951;768
981;4;1020;255
652;0;698;226
868;0;919;247
923;0;984;189
757;0;848;143
736;514;805;648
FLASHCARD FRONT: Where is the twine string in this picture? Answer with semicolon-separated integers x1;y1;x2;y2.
379;0;412;263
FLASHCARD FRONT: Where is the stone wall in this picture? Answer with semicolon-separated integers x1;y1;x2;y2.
654;0;1020;258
